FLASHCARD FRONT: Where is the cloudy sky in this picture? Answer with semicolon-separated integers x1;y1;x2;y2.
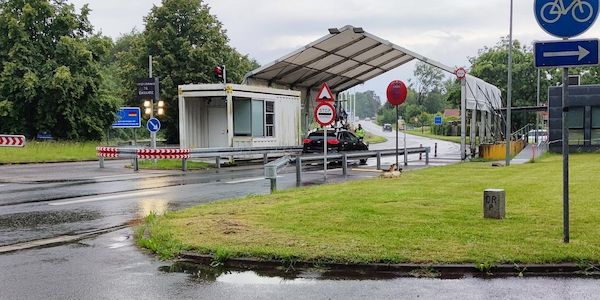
69;0;600;99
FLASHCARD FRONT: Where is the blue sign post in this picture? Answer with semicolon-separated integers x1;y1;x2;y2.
534;0;599;244
434;115;443;126
112;107;141;128
534;39;599;68
147;117;161;133
534;0;599;38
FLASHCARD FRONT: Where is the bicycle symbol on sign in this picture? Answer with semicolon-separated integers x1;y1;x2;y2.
541;0;594;23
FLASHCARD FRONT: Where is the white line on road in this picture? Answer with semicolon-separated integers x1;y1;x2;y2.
0;184;6;188
92;174;156;180
225;176;283;184
49;190;162;206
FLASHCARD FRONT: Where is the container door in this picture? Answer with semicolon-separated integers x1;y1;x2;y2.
208;106;228;147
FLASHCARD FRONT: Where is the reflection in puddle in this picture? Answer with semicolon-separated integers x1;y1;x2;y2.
108;234;130;249
216;271;315;285
159;262;317;284
138;198;169;218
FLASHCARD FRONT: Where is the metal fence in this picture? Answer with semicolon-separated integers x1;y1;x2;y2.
265;147;431;191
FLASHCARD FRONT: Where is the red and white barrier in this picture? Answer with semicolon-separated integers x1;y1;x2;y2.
0;135;25;147
136;148;190;159
96;147;119;158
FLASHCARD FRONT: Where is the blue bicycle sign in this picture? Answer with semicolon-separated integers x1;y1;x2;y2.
535;0;599;38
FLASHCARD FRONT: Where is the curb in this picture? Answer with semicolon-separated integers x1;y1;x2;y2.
179;252;600;277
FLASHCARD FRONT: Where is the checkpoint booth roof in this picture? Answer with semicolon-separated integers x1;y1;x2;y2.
243;25;501;122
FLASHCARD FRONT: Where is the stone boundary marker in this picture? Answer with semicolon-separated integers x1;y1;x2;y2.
484;189;505;219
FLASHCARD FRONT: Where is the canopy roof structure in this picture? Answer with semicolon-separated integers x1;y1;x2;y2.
245;25;452;93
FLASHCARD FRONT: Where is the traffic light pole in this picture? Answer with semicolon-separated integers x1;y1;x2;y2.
149;55;156;150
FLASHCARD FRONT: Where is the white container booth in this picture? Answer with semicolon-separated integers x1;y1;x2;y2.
178;84;302;149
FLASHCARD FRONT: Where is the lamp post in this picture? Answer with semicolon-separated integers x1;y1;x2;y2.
505;0;513;166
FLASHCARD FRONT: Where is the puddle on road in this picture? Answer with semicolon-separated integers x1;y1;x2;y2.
137;199;169;219
0;210;102;228
158;261;469;284
159;261;317;284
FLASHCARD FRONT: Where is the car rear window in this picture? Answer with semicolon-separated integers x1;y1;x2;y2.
308;131;336;140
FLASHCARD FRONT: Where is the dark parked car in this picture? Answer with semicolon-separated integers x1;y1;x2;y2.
302;130;369;164
382;123;392;132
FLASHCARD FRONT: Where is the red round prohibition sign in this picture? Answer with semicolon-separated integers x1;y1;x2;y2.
314;102;336;126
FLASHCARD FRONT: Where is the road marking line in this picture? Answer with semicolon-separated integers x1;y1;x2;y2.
49;190;161;206
226;176;283;184
0;184;6;187
92;174;154;180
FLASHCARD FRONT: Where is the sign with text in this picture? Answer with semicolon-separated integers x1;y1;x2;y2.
112;107;141;128
137;78;159;100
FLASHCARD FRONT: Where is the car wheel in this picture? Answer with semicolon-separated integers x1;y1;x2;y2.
359;159;367;165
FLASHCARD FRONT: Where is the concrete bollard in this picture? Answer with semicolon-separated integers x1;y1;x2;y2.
483;189;505;219
295;157;302;187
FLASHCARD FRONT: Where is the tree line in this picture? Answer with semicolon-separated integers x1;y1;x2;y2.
0;0;257;142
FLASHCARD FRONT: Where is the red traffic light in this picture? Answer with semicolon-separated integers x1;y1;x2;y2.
214;66;223;78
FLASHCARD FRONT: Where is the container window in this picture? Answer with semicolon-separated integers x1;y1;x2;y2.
568;107;584;145
265;101;275;137
592;107;600;145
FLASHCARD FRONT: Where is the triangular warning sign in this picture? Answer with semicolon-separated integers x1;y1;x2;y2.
316;83;335;102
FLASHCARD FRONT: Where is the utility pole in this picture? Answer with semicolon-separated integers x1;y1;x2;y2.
149;55;156;150
505;0;513;166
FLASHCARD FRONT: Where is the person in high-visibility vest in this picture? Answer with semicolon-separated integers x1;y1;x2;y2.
355;124;366;140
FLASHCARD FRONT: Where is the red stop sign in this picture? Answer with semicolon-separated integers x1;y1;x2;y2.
386;80;408;106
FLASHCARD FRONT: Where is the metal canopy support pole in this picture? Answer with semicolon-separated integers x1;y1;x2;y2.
403;116;408;166
460;79;467;160
487;109;493;141
471;109;477;157
562;66;570;243
480;110;485;144
506;0;513;166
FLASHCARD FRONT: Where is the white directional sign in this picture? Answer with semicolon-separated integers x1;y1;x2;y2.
534;39;599;68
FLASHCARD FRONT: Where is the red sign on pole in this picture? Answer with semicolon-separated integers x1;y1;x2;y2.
455;67;467;80
315;83;335;102
0;135;26;147
386;80;408;106
314;102;336;126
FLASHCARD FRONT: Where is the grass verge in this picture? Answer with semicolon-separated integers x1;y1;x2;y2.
406;127;469;144
364;131;387;144
137;153;600;265
133;159;210;170
0;141;99;164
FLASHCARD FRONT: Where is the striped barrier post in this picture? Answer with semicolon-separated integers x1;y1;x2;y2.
96;147;119;168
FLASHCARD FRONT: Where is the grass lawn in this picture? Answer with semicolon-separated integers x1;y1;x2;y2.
364;131;387;144
138;153;600;264
406;127;467;144
0;141;99;164
135;159;210;170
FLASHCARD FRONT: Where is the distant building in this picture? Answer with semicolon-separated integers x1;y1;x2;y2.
443;109;460;118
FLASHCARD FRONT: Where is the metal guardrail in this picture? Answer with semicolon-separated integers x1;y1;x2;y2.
266;147;431;192
98;145;304;171
265;156;292;192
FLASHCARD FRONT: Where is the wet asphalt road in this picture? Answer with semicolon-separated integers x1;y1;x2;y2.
1;127;599;299
1;228;600;299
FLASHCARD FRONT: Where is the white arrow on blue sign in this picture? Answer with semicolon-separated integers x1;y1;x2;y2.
534;39;599;68
534;0;599;38
147;117;161;133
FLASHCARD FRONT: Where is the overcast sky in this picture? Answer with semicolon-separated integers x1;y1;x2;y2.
69;0;600;100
